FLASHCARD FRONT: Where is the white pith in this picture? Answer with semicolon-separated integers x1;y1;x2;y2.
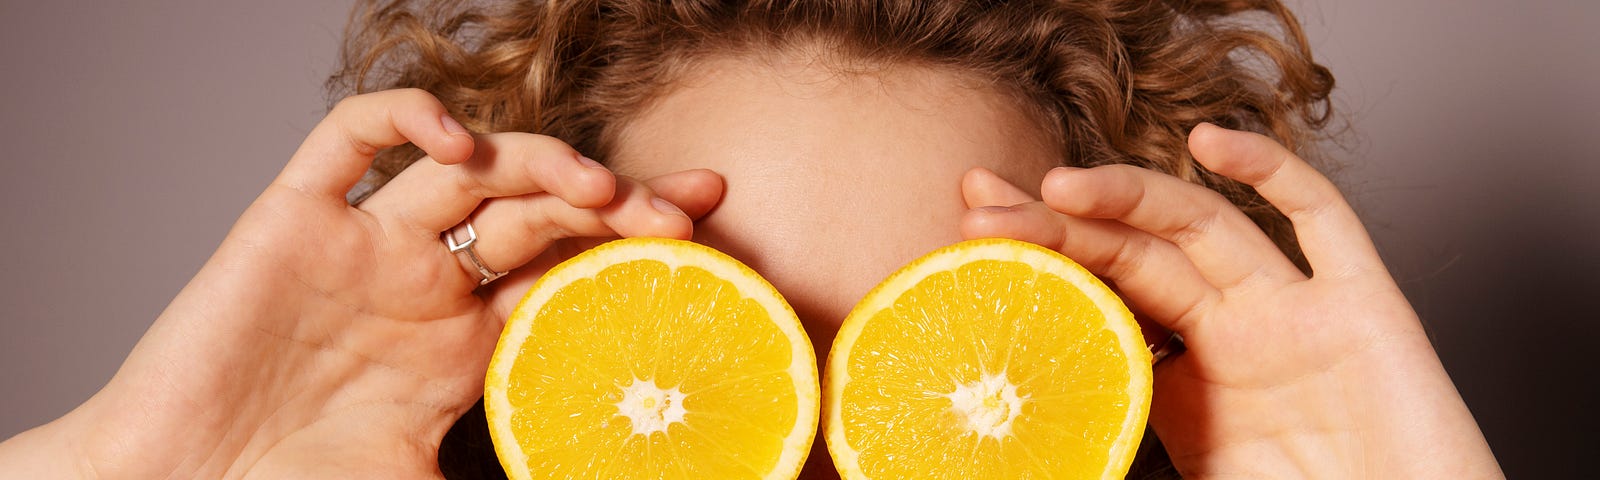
614;378;688;436
946;371;1025;439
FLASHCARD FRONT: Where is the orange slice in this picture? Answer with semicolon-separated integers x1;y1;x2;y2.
485;238;819;479
824;238;1153;479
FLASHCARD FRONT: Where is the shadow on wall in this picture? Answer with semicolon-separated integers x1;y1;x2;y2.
1381;153;1598;479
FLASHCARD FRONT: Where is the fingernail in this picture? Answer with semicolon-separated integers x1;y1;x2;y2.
440;114;469;136
652;197;686;217
976;205;1015;214
577;155;606;169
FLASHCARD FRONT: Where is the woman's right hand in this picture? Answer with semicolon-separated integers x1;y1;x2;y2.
0;88;724;479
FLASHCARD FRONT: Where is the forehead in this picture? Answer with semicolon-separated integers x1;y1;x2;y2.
608;53;1057;181
606;54;1057;333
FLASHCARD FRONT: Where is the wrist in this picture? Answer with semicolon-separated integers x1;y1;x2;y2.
35;260;316;478
1341;334;1503;478
1268;313;1503;478
1161;329;1502;479
0;411;103;479
1277;334;1500;478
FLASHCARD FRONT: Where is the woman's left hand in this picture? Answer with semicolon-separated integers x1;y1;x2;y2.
960;123;1502;478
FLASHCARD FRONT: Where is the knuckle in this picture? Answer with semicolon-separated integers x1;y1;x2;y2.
1082;192;1126;218
1244;149;1295;185
1103;235;1151;280
1168;193;1230;242
1160;183;1234;241
391;87;438;106
325;99;370;130
1225;263;1275;291
449;168;487;199
1103;166;1149;210
333;119;379;157
1168;213;1216;248
1287;187;1345;222
522;198;575;241
329;95;358;116
1079;178;1142;219
524;133;581;159
1288;199;1332;223
1169;293;1214;333
330;88;438;118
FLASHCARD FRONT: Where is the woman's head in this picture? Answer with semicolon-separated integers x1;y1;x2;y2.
333;0;1333;477
336;0;1331;336
337;0;1331;263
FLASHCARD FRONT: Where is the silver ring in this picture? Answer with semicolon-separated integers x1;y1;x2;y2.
444;222;506;286
1150;332;1185;365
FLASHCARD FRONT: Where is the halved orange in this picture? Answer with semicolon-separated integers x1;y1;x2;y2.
484;238;819;479
825;238;1153;479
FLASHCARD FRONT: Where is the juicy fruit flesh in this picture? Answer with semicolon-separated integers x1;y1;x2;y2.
498;258;803;478
836;254;1148;479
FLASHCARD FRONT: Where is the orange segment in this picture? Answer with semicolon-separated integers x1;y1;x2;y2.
825;238;1153;479
486;238;819;480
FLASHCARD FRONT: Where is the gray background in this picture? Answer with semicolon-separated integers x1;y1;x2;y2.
1;1;1594;477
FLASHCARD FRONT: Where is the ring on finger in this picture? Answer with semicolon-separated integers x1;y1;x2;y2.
1151;332;1186;365
444;221;507;286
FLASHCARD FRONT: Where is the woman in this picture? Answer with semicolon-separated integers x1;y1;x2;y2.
0;0;1502;478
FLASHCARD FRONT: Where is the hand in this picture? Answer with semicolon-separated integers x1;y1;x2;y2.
0;88;724;479
959;123;1502;478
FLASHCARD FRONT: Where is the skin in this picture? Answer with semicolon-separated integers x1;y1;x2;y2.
608;55;1061;364
0;52;1502;479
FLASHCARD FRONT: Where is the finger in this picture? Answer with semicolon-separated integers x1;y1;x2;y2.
448;176;694;285
277;89;474;200
644;169;725;219
961;173;1220;334
1041;164;1307;289
1189;123;1384;275
359;132;615;233
962;167;1039;207
479;170;721;314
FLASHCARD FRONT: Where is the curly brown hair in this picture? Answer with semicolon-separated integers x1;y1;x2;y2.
328;0;1334;477
331;0;1332;269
